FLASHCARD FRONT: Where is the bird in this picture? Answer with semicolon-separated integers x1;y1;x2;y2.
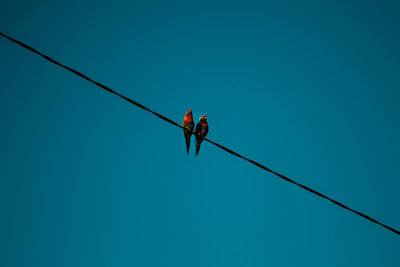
195;115;209;155
182;109;194;155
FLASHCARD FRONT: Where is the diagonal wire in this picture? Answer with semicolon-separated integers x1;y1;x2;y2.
1;31;399;236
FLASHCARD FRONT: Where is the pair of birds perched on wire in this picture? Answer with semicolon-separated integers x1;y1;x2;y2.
182;109;209;155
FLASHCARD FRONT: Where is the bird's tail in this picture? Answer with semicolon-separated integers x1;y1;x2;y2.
195;140;201;156
184;131;191;155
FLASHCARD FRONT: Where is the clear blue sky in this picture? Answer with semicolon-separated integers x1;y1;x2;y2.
1;0;400;266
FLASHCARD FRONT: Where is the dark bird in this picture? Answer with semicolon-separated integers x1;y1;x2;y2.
182;109;194;155
195;115;209;155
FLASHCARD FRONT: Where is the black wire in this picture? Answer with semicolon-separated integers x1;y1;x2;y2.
1;31;399;236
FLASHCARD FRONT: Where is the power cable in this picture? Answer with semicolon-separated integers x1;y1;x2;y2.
1;31;399;236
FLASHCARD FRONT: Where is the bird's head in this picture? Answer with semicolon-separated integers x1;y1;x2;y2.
185;109;193;118
199;115;207;122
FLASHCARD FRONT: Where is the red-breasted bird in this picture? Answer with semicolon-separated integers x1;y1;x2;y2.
182;109;194;155
195;115;209;155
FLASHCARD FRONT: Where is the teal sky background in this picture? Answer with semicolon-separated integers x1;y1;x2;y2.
1;0;400;266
